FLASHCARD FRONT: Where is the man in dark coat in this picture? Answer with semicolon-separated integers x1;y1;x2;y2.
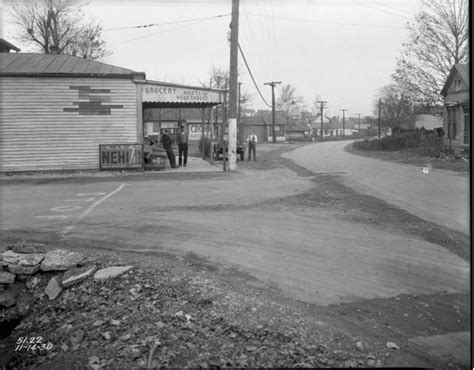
161;129;177;168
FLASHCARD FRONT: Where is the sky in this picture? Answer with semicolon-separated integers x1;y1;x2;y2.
2;0;423;117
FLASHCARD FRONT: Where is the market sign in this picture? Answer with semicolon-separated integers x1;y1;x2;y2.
99;144;143;170
142;83;223;104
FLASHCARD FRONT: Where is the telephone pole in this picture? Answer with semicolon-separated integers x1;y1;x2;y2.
264;81;281;143
357;113;362;133
378;98;382;138
340;109;347;138
238;82;242;146
317;100;327;141
227;0;239;171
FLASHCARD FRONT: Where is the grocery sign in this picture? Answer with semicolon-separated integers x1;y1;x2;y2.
142;84;223;104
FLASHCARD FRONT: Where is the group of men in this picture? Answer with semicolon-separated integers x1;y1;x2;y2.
159;127;258;168
161;127;188;169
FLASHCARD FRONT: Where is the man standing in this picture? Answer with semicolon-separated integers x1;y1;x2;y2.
247;130;257;161
161;129;177;168
177;126;188;167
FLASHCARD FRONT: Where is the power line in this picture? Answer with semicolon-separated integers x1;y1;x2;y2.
241;12;405;29
104;14;229;31
238;43;272;108
268;0;280;77
120;17;221;44
359;3;412;20
241;2;267;85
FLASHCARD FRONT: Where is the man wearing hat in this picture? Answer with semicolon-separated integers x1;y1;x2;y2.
161;129;177;168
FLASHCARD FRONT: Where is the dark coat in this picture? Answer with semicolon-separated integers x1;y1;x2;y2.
161;133;172;150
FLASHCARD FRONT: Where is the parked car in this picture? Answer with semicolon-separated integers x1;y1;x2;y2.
143;135;167;169
212;140;245;161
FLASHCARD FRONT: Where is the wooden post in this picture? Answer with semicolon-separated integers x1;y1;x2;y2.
210;107;214;165
227;0;239;170
201;108;206;160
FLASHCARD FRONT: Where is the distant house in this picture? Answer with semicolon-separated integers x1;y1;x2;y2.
440;63;470;150
414;105;444;130
286;123;312;141
241;110;286;142
310;115;355;137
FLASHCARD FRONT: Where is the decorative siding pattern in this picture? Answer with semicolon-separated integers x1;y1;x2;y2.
0;77;139;171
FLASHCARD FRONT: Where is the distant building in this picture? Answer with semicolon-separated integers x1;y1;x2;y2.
286;123;312;141
241;111;286;142
440;63;470;150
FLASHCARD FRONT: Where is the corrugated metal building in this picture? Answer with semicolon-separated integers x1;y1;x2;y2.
0;52;224;172
0;53;145;172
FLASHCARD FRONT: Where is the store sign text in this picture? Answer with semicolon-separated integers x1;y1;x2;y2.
99;144;143;170
143;85;221;103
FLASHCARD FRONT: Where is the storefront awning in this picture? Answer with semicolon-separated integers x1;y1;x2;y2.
142;80;224;107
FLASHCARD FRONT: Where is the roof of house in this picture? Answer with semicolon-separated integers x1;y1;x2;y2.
440;63;469;97
242;115;266;126
0;53;145;78
286;124;312;132
0;38;20;52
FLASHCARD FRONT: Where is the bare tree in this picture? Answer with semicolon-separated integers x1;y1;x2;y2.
375;84;415;134
11;0;110;60
392;0;469;104
204;66;252;121
276;84;304;126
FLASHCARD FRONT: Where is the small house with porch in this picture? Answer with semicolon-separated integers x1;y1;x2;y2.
440;63;470;150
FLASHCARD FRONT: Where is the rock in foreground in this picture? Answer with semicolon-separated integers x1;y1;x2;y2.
94;266;133;281
41;249;86;271
62;265;97;288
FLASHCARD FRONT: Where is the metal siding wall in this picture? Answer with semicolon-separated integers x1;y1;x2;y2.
1;77;138;171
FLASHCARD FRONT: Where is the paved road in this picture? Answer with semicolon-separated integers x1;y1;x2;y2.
282;141;470;234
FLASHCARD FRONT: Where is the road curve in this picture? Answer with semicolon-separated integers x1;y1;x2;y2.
282;141;470;234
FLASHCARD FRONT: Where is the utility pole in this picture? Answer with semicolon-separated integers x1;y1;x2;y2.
264;81;281;143
357;113;362;134
238;81;242;146
378;98;381;138
340;109;347;138
227;0;239;171
317;100;327;141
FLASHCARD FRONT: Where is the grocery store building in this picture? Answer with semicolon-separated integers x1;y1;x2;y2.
0;51;224;172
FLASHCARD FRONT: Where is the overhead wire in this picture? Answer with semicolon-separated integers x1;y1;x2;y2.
104;14;229;31
263;0;278;80
238;42;272;108
268;0;280;78
240;1;269;101
255;0;273;83
358;3;413;20
120;16;225;44
241;12;405;29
